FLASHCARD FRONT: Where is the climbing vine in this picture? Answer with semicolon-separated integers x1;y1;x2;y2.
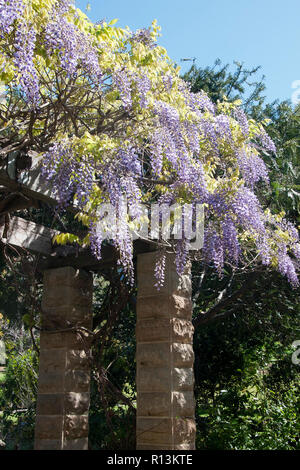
0;0;299;285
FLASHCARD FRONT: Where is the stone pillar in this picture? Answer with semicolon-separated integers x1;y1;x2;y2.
34;267;93;450
136;253;196;450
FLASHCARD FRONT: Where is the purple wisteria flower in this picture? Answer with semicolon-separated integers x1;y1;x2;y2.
237;150;269;187
113;69;132;109
131;28;156;49
233;107;249;137
45;0;102;81
135;73;152;108
14;22;39;107
0;0;25;36
41;141;94;209
255;127;276;153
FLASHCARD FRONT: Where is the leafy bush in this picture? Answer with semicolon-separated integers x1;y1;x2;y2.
0;337;38;450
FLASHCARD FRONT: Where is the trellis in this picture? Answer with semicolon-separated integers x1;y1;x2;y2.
0;152;196;450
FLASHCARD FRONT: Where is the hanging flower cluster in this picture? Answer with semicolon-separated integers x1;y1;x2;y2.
0;0;25;36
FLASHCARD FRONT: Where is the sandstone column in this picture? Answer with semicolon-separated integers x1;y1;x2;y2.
136;253;196;450
34;266;93;450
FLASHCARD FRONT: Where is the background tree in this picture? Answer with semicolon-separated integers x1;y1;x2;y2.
182;59;266;116
184;61;300;449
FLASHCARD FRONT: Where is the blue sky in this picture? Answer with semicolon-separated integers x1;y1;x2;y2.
75;0;300;104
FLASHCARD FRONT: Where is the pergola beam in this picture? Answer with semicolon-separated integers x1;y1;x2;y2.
0;151;57;209
0;215;58;256
0;152;156;269
0;215;155;271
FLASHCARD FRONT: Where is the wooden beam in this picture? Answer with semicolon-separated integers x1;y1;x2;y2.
0;216;156;271
0;216;58;256
0;192;40;215
39;243;119;271
40;238;155;272
0;151;57;206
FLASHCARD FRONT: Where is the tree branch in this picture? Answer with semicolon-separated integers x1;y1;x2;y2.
193;271;259;328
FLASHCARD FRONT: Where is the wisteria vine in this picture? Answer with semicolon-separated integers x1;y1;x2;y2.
0;0;299;287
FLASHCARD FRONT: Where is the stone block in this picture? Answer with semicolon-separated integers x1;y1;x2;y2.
64;415;89;439
40;332;68;350
64;331;91;350
136;318;171;343
136;343;170;367
35;415;63;440
66;349;91;371
136;417;195;446
36;394;64;415
170;272;192;297
65;370;90;393
137;252;190;274
173;417;196;445
172;319;194;343
137;391;195;418
137;271;169;297
136;418;172;446
171;295;192;319
173;443;195;450
64;392;90;415
137;272;192;298
39;349;66;374
137;253;162;273
43;267;92;290
136;443;195;450
42;285;93;310
38;371;65;394
137;392;171;417
136;294;192;320
172;343;194;367
136;318;193;344
40;331;91;350
173;368;194;390
172;391;195;417
41;306;92;330
136;295;170;319
63;438;89;450
137;253;191;298
138;366;171;392
35;439;62;450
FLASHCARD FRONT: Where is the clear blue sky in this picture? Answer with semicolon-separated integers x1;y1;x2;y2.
75;0;300;104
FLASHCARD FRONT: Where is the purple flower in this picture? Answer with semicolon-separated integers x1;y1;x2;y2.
0;0;25;36
237;150;269;187
131;28;156;49
14;22;39;107
45;0;102;81
255;127;276;153
234;107;249;137
113;69;132;109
